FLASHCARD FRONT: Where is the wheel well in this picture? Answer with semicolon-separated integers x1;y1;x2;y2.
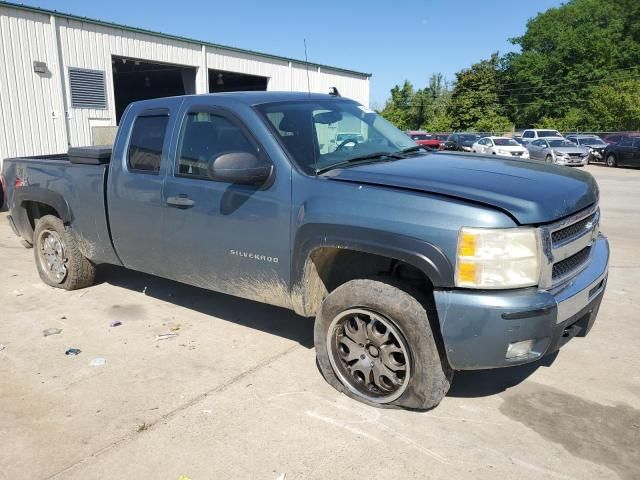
297;246;450;368
22;201;61;238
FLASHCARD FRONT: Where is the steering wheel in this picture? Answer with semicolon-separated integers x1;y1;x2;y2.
336;138;359;151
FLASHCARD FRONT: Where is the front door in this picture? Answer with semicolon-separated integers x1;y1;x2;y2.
632;138;640;166
528;140;542;159
161;105;292;308
617;137;634;165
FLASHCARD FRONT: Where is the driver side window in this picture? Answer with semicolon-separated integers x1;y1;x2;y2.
177;112;258;179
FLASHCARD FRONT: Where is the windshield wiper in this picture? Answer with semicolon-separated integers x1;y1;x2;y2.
400;145;429;154
315;151;404;175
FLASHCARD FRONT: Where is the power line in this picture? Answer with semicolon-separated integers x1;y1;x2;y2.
491;65;640;89
400;72;640;107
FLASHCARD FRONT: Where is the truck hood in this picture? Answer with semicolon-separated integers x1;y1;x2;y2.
553;146;588;154
323;152;598;224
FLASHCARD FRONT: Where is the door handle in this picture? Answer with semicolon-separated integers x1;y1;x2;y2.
167;195;195;209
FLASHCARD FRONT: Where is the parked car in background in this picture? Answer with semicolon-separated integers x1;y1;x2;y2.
521;129;563;144
602;133;628;144
512;137;526;145
526;138;589;166
472;136;529;159
445;133;481;152
603;135;640;167
433;133;449;143
406;131;444;149
566;135;607;163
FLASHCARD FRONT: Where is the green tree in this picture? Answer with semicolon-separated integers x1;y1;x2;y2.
379;80;416;130
586;79;640;131
503;0;640;128
447;53;509;131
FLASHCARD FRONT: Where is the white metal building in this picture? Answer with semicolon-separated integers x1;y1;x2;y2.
0;2;371;164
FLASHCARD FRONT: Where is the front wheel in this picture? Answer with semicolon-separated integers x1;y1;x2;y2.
545;154;553;163
606;154;617;167
314;278;452;410
34;215;96;290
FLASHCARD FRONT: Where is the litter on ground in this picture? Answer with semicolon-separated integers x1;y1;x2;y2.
156;333;179;341
43;328;62;337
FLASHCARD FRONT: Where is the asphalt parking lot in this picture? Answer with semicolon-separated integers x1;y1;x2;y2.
1;164;639;480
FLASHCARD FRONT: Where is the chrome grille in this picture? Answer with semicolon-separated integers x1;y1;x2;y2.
539;205;599;288
552;213;596;246
552;246;591;280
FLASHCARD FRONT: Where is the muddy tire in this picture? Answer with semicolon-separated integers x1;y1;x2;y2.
33;215;95;290
314;278;452;410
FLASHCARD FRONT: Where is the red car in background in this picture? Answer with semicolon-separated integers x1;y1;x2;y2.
406;131;445;149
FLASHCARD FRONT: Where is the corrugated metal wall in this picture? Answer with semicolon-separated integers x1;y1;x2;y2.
56;17;203;148
0;5;370;164
0;7;68;160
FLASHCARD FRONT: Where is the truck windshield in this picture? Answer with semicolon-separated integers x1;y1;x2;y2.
256;100;416;174
494;138;520;146
538;130;562;137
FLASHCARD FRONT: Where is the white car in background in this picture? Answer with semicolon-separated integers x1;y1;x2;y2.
472;136;530;159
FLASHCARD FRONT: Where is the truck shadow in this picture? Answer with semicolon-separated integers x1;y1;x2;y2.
96;264;555;397
447;352;558;398
96;264;315;349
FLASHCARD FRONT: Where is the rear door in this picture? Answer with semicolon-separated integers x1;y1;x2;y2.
107;99;182;277
161;101;292;307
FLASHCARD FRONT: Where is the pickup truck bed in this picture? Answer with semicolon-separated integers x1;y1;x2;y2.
4;147;120;265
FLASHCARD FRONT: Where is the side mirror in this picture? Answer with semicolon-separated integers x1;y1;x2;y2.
208;151;272;186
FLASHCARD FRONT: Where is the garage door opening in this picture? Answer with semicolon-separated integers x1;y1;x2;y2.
112;56;196;123
209;69;268;93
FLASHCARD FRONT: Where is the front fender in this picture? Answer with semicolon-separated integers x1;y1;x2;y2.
291;223;454;315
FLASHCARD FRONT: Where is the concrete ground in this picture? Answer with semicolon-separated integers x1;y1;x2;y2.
1;165;639;480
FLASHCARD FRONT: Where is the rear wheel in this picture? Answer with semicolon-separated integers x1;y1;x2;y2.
315;278;452;410
34;215;95;290
606;154;617;167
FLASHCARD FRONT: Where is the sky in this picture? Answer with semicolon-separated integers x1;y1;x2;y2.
10;0;564;105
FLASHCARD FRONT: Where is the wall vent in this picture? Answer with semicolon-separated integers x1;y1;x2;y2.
68;68;107;109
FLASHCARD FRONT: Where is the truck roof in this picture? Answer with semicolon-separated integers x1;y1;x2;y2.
130;91;355;109
200;91;355;104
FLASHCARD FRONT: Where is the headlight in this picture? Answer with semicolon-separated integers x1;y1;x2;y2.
455;227;540;289
522;151;530;158
553;150;566;157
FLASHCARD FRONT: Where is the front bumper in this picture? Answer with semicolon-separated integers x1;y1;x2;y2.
433;234;609;370
555;156;588;166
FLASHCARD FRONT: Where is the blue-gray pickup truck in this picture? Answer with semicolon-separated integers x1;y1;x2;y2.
2;92;609;410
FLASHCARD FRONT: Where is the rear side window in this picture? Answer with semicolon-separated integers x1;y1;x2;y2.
523;131;534;138
127;114;170;173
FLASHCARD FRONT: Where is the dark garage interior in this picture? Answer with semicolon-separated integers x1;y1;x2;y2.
112;55;196;122
208;69;268;93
